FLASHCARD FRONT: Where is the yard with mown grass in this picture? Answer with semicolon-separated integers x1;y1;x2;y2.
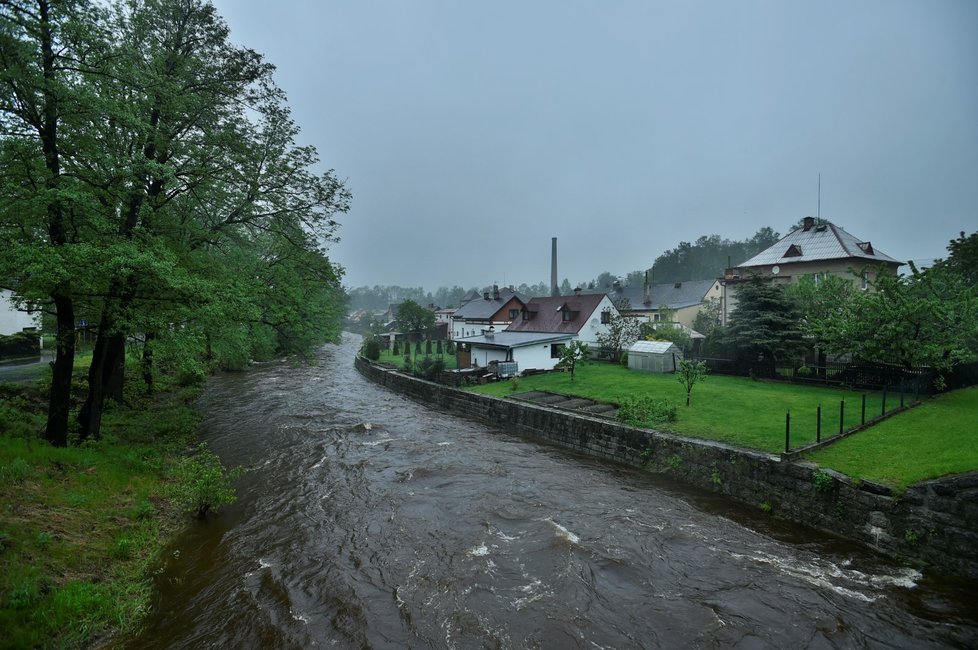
466;362;977;488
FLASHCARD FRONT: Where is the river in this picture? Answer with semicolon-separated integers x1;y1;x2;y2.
130;334;977;648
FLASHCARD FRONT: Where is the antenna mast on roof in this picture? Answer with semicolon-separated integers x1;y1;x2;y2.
817;173;821;225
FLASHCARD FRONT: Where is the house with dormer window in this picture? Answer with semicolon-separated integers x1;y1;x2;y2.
719;216;903;324
454;291;617;371
450;285;526;339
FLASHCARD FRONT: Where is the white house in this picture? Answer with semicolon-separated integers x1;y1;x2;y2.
455;291;619;372
0;290;40;336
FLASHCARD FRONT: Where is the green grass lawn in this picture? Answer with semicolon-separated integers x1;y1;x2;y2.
376;345;459;370
470;362;893;452
804;386;978;491
467;362;977;489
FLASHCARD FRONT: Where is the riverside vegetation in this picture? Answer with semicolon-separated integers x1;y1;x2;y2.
0;0;348;646
0;361;244;648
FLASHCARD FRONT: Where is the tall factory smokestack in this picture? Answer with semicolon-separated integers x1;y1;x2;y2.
551;237;559;296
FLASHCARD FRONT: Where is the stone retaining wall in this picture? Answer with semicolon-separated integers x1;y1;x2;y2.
355;357;978;580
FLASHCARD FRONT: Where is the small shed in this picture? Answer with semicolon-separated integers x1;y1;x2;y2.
627;340;683;373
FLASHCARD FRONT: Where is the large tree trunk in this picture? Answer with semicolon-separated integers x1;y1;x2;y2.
45;294;75;447
78;311;110;443
142;330;156;395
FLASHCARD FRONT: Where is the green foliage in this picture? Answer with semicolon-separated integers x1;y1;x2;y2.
639;446;654;466
415;340;422;355
171;443;244;519
641;322;692;351
617;395;678;428
392;340;400;355
760;501;773;513
797;265;978;377
397;299;436;335
362;338;381;361
904;529;920;546
692;297;722;337
651;228;781;283
413;357;445;380
676;359;708;406
812;469;834;493
721;275;807;374
556;340;591;380
595;303;640;361
666;454;683;472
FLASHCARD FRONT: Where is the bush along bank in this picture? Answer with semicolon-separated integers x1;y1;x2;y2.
355;355;978;581
0;379;242;648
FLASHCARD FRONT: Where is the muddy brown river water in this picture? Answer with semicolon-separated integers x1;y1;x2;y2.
130;334;977;648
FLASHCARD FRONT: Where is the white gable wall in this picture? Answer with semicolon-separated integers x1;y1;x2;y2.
0;290;39;336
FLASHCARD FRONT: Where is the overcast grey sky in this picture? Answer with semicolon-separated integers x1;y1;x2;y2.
212;0;977;291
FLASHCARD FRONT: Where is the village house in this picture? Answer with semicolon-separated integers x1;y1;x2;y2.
606;277;721;330
719;217;903;324
455;291;618;372
0;289;39;336
450;285;526;340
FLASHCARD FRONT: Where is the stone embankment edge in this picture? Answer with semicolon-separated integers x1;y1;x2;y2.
355;357;978;581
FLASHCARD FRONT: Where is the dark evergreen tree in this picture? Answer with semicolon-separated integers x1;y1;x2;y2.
721;276;806;376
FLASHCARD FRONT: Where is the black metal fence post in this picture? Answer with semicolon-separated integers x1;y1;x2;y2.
839;400;845;435
861;394;866;425
785;411;790;453
882;386;887;416
817;404;821;443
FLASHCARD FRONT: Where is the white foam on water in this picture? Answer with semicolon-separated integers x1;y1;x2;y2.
258;558;273;569
468;544;490;557
436;441;453;446
360;436;396;447
290;608;309;624
721;548;920;602
545;517;580;545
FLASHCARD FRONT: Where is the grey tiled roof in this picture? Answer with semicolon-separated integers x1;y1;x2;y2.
452;288;526;320
608;279;718;311
738;223;902;268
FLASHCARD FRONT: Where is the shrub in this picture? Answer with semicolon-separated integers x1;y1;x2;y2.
436;340;443;354
392;341;400;356
171;443;244;519
362;338;381;361
425;339;432;355
414;357;445;380
617;395;678;428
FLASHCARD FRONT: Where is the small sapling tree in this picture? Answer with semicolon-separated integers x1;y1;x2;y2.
676;359;707;406
556;341;591;381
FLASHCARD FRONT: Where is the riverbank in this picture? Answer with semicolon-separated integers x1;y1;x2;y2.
355;356;978;581
0;381;201;648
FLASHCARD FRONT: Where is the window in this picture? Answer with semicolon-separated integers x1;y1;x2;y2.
509;308;519;320
550;343;565;358
812;272;824;286
562;309;573;321
861;271;869;290
600;310;611;324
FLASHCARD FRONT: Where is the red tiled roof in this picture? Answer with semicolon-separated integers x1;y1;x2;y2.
505;294;607;334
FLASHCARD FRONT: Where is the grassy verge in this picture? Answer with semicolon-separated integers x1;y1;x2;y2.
468;362;978;488
804;386;978;491
469;362;890;452
0;372;201;648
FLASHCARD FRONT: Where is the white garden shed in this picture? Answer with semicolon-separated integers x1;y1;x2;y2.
627;340;683;373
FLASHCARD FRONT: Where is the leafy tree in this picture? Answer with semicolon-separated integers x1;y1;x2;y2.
559;278;573;295
933;230;978;285
595;301;640;361
397;299;435;335
722;276;806;375
651;228;781;283
801;265;977;382
692;297;722;336
1;0;349;443
640;322;692;352
556;340;590;380
676;359;707;406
